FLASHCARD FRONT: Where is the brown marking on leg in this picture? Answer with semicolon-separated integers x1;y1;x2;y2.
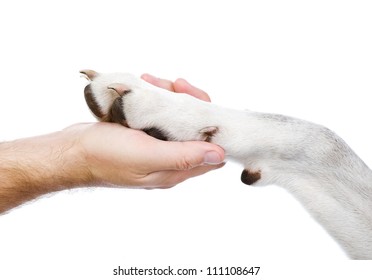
84;84;104;119
199;126;219;142
241;169;261;185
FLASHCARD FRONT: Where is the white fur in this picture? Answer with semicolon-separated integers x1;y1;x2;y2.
83;71;372;259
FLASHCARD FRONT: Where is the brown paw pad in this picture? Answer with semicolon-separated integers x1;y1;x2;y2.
143;127;168;141
84;84;104;119
106;97;128;126
241;169;261;185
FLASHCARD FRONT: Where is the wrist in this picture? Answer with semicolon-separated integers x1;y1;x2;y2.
0;129;92;212
28;129;93;190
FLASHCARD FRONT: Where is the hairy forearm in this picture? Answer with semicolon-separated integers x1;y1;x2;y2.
0;130;91;213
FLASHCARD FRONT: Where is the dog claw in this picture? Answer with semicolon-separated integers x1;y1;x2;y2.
107;83;131;97
199;126;219;142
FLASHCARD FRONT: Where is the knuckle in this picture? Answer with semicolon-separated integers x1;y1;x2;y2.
175;157;195;170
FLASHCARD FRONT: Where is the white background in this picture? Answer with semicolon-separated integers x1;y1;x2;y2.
0;0;372;279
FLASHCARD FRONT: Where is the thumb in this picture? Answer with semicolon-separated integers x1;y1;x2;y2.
149;141;225;171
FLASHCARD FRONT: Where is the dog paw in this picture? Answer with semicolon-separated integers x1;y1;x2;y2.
80;70;136;125
80;70;220;142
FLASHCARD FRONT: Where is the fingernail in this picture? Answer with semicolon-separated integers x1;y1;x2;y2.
203;151;223;165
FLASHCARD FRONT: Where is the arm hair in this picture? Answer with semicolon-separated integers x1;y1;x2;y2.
0;131;92;213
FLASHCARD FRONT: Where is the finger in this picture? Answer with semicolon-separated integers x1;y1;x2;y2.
142;162;226;188
141;74;212;102
141;73;175;92
173;78;211;102
143;140;225;172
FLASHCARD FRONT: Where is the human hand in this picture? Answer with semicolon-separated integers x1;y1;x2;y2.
72;75;224;188
69;122;223;188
